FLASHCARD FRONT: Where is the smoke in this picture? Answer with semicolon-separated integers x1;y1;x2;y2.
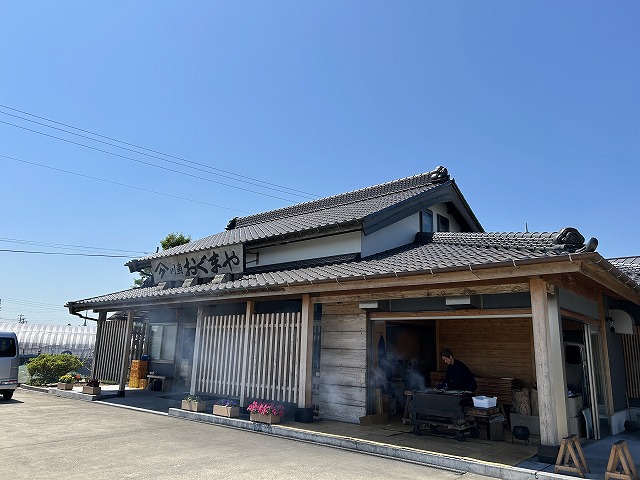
405;365;427;391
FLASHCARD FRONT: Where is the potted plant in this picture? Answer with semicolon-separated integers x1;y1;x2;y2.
83;378;101;395
213;399;240;417
181;396;206;412
247;401;285;424
57;374;75;390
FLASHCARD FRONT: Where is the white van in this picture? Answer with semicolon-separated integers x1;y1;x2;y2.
0;332;19;400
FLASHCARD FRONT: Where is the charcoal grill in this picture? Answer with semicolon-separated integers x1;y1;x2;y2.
408;389;479;441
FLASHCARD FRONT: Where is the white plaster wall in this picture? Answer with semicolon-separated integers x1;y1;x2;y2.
361;214;419;258
252;202;463;267
256;231;361;266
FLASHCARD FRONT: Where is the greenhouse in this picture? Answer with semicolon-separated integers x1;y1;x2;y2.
0;322;96;361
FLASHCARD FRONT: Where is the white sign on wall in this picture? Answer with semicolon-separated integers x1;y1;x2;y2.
150;244;243;284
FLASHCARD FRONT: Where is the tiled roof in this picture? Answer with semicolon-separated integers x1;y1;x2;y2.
416;227;587;251
608;257;640;284
131;166;454;264
69;228;614;311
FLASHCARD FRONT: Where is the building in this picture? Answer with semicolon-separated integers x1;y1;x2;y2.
66;166;640;455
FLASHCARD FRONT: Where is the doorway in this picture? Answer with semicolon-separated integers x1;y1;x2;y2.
585;324;610;438
562;317;611;439
176;324;196;390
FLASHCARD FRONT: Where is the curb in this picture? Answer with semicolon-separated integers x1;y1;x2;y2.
47;387;119;402
168;408;568;480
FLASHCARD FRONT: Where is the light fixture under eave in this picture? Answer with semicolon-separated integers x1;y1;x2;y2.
608;309;635;335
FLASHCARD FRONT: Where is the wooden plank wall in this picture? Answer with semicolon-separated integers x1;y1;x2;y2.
438;317;535;387
94;319;127;382
320;303;367;423
621;325;640;399
194;312;302;404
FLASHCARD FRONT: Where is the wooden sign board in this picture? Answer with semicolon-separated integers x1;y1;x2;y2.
150;244;243;284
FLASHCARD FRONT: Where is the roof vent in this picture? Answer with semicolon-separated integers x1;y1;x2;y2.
445;295;481;309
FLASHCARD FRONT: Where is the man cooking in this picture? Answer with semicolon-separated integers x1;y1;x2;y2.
439;348;478;392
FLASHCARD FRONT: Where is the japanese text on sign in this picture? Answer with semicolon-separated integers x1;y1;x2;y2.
150;245;243;284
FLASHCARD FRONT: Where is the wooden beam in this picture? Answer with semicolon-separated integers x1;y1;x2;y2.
580;261;640;304
87;259;587;313
530;279;568;446
117;310;135;396
559;308;600;324
371;308;532;320
597;292;615;418
547;274;599;302
298;294;314;408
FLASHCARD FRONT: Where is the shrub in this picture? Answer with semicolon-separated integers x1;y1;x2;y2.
27;354;83;386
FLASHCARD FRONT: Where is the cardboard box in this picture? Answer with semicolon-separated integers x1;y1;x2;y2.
569;415;586;437
567;394;583;417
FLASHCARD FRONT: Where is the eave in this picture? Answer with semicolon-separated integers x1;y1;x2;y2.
71;252;638;315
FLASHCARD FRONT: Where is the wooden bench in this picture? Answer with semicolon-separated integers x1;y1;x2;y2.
147;374;172;392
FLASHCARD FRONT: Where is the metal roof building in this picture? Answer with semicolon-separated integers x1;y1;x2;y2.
0;322;96;358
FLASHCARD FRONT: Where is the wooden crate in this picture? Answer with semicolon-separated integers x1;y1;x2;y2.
130;360;148;378
128;377;139;388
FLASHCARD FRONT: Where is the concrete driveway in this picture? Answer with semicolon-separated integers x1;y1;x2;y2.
3;388;494;480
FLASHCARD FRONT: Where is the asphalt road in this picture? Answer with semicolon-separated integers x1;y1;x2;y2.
2;388;495;480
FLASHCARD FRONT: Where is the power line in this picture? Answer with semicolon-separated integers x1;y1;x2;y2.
0;104;318;199
0;118;308;203
1;297;63;309
0;249;134;258
1;153;251;213
0;107;319;200
0;237;150;256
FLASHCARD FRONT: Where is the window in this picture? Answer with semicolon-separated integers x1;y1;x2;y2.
0;337;16;357
148;324;178;362
437;214;450;232
421;209;433;233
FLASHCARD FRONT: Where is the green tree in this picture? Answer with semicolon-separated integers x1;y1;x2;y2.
27;353;83;386
160;232;191;250
133;232;191;287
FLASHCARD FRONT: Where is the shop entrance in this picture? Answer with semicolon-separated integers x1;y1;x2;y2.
368;319;437;416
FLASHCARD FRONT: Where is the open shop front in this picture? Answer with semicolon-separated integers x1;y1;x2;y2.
365;294;611;446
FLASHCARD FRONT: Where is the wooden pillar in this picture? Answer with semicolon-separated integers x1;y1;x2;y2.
530;278;568;445
190;305;205;396
91;311;107;378
596;292;614;417
298;295;314;408
117;310;135;397
240;301;254;407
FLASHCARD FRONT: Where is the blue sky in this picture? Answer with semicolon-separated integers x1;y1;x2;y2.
1;2;638;325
